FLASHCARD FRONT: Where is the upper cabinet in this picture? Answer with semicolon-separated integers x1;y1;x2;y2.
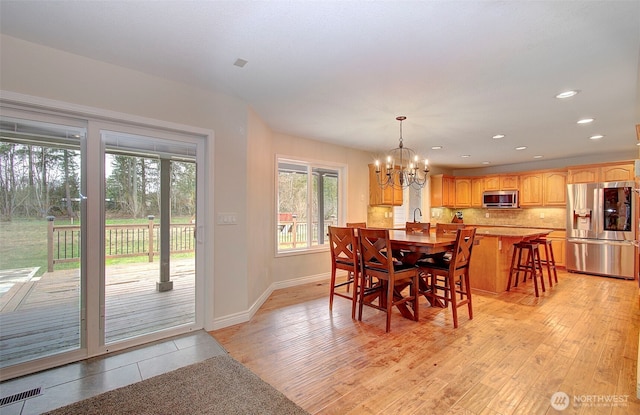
519;173;543;206
520;170;567;207
568;162;635;183
471;177;484;207
542;171;567;206
484;175;519;191
431;174;455;207
567;166;598;184
436;176;482;208
455;178;472;207
368;164;403;206
600;163;635;182
500;175;519;190
483;176;500;191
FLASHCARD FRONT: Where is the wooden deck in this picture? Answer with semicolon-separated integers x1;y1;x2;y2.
0;259;195;368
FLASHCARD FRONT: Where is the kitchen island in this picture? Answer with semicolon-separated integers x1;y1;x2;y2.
469;227;553;293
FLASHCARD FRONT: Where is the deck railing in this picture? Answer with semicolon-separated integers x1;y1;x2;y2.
46;216;195;272
277;220;335;248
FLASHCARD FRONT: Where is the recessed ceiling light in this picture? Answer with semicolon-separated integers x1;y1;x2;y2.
515;146;527;150
589;135;604;140
577;118;594;124
555;90;579;99
533;155;543;159
461;154;471;158
233;58;248;68
492;134;505;139
431;146;443;150
482;161;491;165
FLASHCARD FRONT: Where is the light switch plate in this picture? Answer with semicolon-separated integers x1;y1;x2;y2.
217;213;238;225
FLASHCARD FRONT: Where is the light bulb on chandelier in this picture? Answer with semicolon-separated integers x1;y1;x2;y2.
375;116;429;189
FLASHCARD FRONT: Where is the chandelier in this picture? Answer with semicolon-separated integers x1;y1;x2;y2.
375;116;429;189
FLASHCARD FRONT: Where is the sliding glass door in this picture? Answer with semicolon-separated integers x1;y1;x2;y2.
0;106;204;380
102;131;196;344
0;114;86;369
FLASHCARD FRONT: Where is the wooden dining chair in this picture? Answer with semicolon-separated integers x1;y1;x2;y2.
418;227;476;328
328;226;360;319
357;228;419;333
346;222;367;228
428;222;466;263
435;222;465;235
405;222;431;234
403;221;431;263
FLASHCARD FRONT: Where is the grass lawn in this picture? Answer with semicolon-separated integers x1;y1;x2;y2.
0;216;194;277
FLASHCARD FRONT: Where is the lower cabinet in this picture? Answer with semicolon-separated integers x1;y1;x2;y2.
540;230;566;267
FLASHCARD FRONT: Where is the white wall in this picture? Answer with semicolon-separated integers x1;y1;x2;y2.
0;34;374;327
246;108;274;304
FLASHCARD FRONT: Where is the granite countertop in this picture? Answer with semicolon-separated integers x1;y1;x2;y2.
473;227;553;237
432;223;566;231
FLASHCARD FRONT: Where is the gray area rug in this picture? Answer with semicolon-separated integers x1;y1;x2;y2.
44;355;308;415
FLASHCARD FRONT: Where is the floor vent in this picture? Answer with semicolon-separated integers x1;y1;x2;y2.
0;387;42;406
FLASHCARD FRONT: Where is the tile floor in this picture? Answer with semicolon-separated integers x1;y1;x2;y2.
0;330;227;415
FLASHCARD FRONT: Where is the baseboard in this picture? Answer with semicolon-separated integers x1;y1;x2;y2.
210;272;330;330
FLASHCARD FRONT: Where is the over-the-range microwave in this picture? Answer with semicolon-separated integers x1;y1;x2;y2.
482;190;519;208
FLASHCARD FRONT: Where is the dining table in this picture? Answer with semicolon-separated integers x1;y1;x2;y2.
388;229;457;264
375;230;458;318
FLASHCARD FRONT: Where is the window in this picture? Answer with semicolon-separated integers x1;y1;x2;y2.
277;157;342;253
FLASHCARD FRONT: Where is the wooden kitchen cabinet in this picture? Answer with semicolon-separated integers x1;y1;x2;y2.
500;175;519;190
519;170;567;207
484;176;500;191
568;162;635;183
568;166;598;184
455;178;472;207
484;175;519;191
540;230;566;267
600;163;635;181
368;164;403;206
543;171;567;206
471;177;484;207
431;174;455;207
519;173;543;206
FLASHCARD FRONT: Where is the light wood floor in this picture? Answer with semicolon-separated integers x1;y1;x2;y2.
211;270;640;415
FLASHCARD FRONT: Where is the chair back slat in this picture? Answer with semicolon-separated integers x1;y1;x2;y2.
357;228;392;273
328;226;357;264
346;222;367;229
449;227;477;271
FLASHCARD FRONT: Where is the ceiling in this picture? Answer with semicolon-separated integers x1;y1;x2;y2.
1;1;639;170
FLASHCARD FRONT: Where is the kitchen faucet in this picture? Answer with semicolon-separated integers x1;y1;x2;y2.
413;208;422;223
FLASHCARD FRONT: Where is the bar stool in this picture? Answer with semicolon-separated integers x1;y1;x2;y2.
531;238;558;287
507;241;545;297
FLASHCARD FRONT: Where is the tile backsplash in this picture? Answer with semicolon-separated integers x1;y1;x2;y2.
367;206;394;228
431;207;566;229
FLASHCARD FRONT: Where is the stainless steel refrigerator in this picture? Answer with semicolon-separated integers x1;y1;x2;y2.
566;181;637;279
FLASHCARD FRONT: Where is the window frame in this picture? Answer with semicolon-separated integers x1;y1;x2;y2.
275;155;346;256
